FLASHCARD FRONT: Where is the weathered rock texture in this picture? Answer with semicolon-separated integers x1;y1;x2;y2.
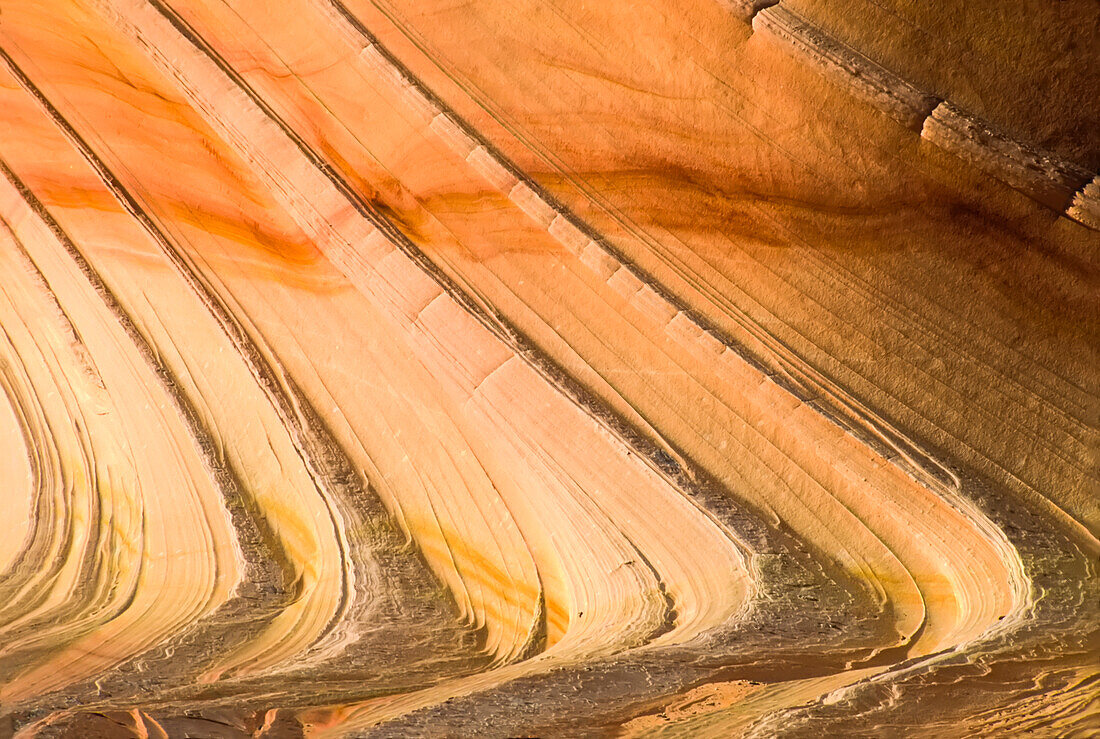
0;0;1096;736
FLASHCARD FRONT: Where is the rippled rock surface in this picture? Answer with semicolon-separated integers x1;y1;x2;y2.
0;0;1096;736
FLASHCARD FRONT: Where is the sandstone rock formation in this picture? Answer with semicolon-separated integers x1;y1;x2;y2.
0;0;1096;736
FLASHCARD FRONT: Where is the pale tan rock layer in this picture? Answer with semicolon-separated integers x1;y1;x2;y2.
0;0;1095;737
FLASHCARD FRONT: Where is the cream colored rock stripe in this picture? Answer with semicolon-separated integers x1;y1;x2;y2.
94;0;755;665
0;42;381;680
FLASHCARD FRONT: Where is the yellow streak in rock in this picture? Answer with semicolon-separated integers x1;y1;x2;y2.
0;20;350;680
0;201;238;701
93;0;754;676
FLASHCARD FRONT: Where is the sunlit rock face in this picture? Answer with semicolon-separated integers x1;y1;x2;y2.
0;0;1096;736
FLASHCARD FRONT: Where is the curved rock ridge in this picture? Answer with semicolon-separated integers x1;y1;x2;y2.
0;0;1095;737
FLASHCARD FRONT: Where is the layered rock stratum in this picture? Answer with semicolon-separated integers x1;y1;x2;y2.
0;0;1096;736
